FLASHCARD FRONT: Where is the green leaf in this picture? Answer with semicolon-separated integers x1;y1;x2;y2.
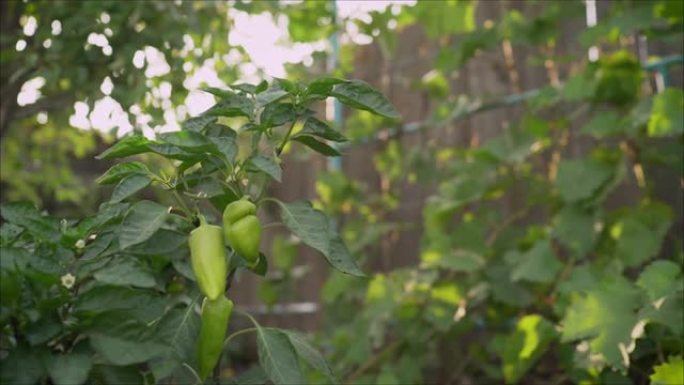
376;367;400;385
79;232;115;262
650;356;684;385
155;304;201;357
623;96;653;136
483;129;536;163
209;136;238;163
410;0;476;37
640;289;684;335
509;240;563;283
637;260;681;301
555;158;614;202
257;328;305;385
232;83;259;95
182;115;217;132
278;200;330;258
582;111;622;138
422;248;486;272
226;365;270;385
151;304;202;381
158;130;218;153
92;365;143;385
247;155;282;182
274;78;298;93
296;117;347;142
93;257;157;288
109;174;151;203
292;135;341;157
562;73;596;101
306;77;346;98
0;222;23;246
611;203;672;267
26;317;62;346
261;102;295;127
281;330;337;384
202;87;237;99
286;1;334;42
648;88;684;137
127;229;187;256
118;201;169;249
97;162;150;185
146;143;205;161
75;203;129;236
487;265;533;307
89;333;167;366
0;202;61;242
327;232;365;277
552;205;596;259
0;345;47;384
204;92;254;119
0;247;30;271
435;28;498;70
75;286;165;323
95;135;152;160
499;315;557;384
256;88;289;107
331;80;399;119
561;277;641;369
47;353;93;385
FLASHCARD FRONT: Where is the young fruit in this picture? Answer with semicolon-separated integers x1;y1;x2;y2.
197;295;233;380
188;216;227;300
223;197;261;264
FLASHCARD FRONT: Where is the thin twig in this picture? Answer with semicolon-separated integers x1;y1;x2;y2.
345;340;403;383
486;207;530;247
222;327;258;349
183;362;203;385
276;119;298;156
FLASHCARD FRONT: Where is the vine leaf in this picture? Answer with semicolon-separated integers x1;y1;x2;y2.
560;277;641;369
650;356;684;385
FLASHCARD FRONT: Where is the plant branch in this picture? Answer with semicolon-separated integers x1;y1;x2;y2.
222;327;257;349
236;309;260;330
183;363;203;385
172;190;193;219
345;340;403;383
275;119;298;156
486;206;530;247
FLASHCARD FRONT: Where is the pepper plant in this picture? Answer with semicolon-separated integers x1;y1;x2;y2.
0;77;399;384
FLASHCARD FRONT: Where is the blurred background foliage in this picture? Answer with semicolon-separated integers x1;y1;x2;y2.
1;0;683;384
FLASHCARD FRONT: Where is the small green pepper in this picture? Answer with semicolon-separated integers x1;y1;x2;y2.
223;197;261;264
197;295;233;380
188;216;227;300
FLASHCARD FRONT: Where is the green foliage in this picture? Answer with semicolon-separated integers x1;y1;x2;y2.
650;356;684;385
1;1;682;384
0;1;242;209
311;1;683;384
0;77;396;384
